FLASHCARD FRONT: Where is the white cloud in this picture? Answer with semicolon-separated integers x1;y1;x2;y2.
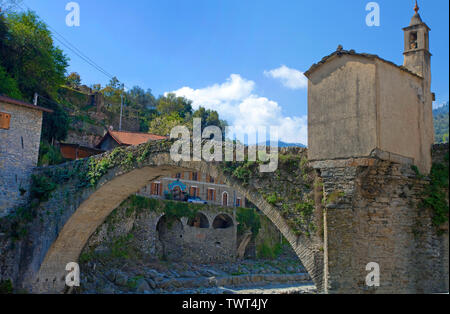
169;74;308;145
264;65;308;90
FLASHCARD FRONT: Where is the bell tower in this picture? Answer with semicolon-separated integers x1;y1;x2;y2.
402;0;434;172
403;1;431;81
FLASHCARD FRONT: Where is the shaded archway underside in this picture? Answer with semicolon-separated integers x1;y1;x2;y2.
28;140;324;293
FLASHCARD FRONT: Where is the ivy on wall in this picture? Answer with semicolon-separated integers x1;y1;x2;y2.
421;153;449;231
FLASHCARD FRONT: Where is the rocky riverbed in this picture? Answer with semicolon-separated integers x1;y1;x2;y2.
78;245;315;294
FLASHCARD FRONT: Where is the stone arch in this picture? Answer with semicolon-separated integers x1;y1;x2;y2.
212;213;234;229
187;212;210;228
156;215;184;260
30;144;323;293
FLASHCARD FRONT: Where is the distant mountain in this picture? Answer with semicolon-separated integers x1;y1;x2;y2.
433;102;449;116
258;140;306;148
433;102;449;144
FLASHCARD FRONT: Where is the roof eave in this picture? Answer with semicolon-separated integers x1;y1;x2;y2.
304;49;423;80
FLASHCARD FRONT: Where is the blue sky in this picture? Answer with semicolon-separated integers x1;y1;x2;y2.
22;0;449;143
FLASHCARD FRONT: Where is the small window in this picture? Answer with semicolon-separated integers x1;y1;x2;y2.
190;186;199;198
207;189;216;201
175;173;182;179
151;182;161;196
409;32;418;49
191;172;198;181
0;112;11;130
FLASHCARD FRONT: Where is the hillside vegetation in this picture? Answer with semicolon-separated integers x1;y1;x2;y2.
0;8;227;166
433;102;449;144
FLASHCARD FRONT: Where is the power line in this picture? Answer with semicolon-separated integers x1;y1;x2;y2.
5;0;142;122
14;1;129;90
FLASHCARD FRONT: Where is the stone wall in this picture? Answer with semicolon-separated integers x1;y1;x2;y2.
314;148;448;293
0;101;43;218
82;198;237;264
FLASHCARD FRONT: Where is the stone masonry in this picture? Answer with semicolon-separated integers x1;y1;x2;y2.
0;97;50;218
313;155;448;293
83;200;238;264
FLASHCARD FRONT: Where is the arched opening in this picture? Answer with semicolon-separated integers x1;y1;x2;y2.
156;215;184;260
212;214;234;229
222;192;228;206
187;212;210;228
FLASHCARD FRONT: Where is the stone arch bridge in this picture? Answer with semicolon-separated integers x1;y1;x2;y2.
2;140;448;294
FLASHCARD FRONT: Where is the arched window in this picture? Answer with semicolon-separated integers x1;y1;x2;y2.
222;192;228;206
187;212;210;228
409;32;418;49
212;214;234;229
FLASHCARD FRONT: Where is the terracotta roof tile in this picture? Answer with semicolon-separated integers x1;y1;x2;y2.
108;130;168;146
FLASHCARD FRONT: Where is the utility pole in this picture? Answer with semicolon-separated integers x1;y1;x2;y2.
119;93;123;131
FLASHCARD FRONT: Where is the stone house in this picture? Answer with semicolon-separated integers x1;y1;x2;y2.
0;95;52;217
305;5;434;174
139;171;247;208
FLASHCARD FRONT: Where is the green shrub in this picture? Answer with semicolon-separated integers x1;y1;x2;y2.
30;175;57;202
0;279;13;294
236;207;261;238
257;240;283;260
38;142;66;166
421;156;449;228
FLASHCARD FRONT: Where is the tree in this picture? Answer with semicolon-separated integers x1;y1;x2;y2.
156;93;193;118
0;0;22;14
127;86;156;110
0;64;22;99
0;10;70;142
433;102;449;144
147;112;186;136
193;106;227;130
66;72;81;88
1;11;69;101
91;84;102;92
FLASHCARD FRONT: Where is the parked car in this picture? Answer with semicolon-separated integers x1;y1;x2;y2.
188;197;208;205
